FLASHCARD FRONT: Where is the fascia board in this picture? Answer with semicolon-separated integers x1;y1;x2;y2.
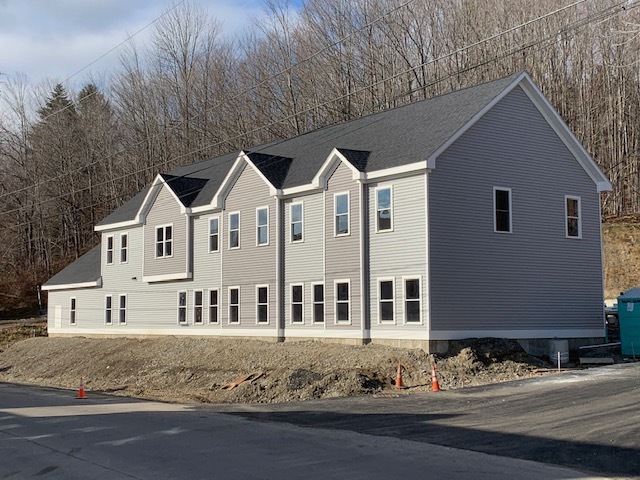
312;148;362;188
42;278;102;291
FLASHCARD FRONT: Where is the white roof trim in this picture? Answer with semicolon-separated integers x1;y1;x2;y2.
42;279;102;291
143;272;193;283
95;219;142;232
364;160;427;181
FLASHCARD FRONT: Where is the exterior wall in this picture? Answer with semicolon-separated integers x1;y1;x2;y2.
221;163;278;331
428;85;605;339
143;185;189;279
324;161;361;334
368;174;428;339
283;192;324;330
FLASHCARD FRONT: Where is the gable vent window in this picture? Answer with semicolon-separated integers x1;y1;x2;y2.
565;196;582;238
494;187;512;233
156;225;173;258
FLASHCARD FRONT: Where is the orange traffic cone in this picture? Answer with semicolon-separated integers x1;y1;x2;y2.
395;363;406;389
76;376;87;399
431;365;441;392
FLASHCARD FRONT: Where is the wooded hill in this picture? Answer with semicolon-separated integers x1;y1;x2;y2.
1;0;638;313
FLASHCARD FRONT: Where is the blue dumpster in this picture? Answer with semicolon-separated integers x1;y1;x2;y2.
617;288;640;357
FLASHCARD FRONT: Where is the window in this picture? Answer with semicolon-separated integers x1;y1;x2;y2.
257;207;269;246
69;298;77;325
118;295;127;324
335;193;349;236
335;281;350;323
494;188;512;233
106;235;114;265
290;203;303;242
194;290;203;324
178;291;187;324
291;284;303;323
156;225;173;258
229;213;240;249
404;278;421;323
313;284;324;323
209;289;219;324
379;279;395;323
229;287;239;323
376;187;393;232
257;286;268;323
105;295;112;325
209;218;219;252
120;234;128;263
565;196;581;238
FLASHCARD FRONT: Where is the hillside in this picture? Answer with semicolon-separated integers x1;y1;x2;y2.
603;223;640;299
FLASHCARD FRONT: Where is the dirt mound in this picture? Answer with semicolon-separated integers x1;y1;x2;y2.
0;335;550;404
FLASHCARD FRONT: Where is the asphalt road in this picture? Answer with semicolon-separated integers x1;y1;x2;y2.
0;379;616;480
215;362;640;478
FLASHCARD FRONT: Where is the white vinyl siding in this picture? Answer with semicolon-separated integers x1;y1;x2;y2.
334;192;350;236
376;186;393;232
565;195;582;238
156;224;173;258
209;289;219;324
209;217;220;252
290;202;303;242
120;233;128;263
291;284;303;323
494;187;512;233
228;212;240;249
194;290;203;324
178;291;187;324
105;295;112;325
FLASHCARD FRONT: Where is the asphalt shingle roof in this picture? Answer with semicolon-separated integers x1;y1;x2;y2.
43;245;102;287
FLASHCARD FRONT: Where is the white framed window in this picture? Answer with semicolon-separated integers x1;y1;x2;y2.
228;287;240;323
290;202;303;242
565;195;582;239
178;291;187;324
118;294;127;324
105;295;113;325
209;289;219;324
256;285;269;324
120;233;128;263
378;278;395;323
257;207;269;246
228;212;240;249
194;290;203;324
291;284;304;323
494;187;512;233
313;283;324;323
335;280;350;323
334;192;350;236
404;277;421;323
106;235;114;265
376;186;393;232
156;224;173;258
69;297;77;325
209;217;220;252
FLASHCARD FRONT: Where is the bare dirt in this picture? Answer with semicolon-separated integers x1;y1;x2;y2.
0;321;552;404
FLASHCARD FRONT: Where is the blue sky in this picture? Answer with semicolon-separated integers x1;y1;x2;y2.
0;0;277;87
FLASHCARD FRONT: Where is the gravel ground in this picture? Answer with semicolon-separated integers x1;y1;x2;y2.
0;322;551;404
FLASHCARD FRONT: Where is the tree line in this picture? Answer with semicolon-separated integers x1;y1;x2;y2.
1;0;639;312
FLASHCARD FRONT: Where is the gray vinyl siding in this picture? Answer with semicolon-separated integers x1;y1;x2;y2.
429;86;604;335
47;289;107;330
143;186;188;278
284;193;324;326
324;162;361;329
368;175;428;329
192;213;222;287
222;163;277;328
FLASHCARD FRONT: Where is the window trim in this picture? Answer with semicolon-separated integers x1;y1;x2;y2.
403;276;422;324
228;212;240;250
375;186;394;233
155;224;174;258
377;277;396;324
106;235;114;265
193;290;204;325
209;217;220;253
256;285;269;324
290;202;304;243
290;283;304;324
69;297;77;325
120;233;128;264
312;282;325;323
118;294;127;325
256;206;269;246
208;289;219;324
493;187;512;234
228;286;240;324
105;295;113;325
565;195;582;239
334;192;350;237
177;290;187;325
334;279;351;324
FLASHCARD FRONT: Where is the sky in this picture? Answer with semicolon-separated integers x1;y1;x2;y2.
0;0;275;88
